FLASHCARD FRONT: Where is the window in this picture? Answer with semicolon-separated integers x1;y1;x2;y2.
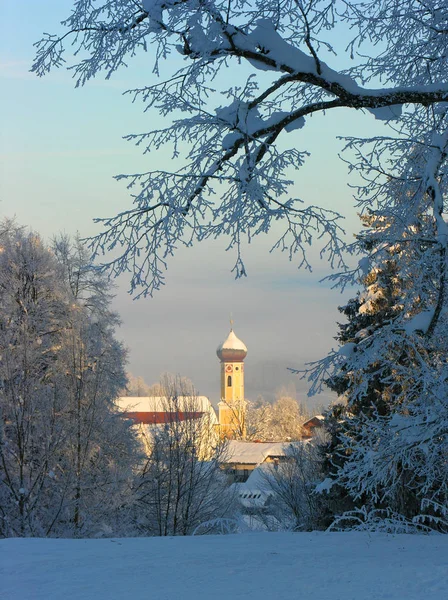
227;375;232;387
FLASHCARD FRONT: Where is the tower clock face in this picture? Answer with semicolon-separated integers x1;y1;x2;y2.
225;364;233;373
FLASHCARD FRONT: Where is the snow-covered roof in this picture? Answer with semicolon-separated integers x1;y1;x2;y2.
232;464;277;507
226;441;289;465
302;415;325;429
216;328;248;361
246;462;275;486
115;396;215;414
217;329;247;353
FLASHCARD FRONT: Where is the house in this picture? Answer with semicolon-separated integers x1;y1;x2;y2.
223;440;297;482
302;415;325;438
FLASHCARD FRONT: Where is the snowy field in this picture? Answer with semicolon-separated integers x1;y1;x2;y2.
1;532;447;600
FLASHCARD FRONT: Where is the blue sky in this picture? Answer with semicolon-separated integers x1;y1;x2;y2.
0;1;390;405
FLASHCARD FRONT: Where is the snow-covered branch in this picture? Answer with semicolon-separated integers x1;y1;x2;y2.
32;0;448;294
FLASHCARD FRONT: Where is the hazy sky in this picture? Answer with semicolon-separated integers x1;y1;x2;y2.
0;1;390;407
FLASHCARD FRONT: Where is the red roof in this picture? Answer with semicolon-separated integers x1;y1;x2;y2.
123;411;206;425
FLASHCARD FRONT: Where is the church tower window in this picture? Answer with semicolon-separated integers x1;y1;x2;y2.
227;375;232;387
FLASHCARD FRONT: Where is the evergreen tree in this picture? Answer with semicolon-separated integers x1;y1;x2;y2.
326;211;405;416
311;155;448;530
316;211;407;522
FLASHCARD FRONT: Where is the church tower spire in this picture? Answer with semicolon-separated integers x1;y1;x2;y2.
216;325;247;438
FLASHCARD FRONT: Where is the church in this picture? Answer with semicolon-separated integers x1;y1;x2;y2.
116;326;307;481
116;325;249;438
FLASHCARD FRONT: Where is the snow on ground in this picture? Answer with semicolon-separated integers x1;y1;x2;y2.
1;532;447;600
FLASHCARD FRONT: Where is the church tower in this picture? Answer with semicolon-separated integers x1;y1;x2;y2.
216;326;247;438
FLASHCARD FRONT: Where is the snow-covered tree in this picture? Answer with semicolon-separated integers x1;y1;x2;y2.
0;223;71;536
134;374;235;536
246;394;309;442
309;165;448;529
0;226;138;538
314;211;414;521
262;438;329;531
120;372;168;397
32;1;448;296
324;211;411;412
52;235;139;536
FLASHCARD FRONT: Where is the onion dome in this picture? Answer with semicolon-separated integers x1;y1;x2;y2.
217;329;247;362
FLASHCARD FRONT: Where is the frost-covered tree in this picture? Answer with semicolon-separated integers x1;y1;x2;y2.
52;235;139;536
121;372;165;397
309;164;448;529
314;211;416;521
246;394;309;442
134;374;235;536
262;438;329;531
0;226;138;537
32;0;448;296
325;211;411;413
0;223;72;536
